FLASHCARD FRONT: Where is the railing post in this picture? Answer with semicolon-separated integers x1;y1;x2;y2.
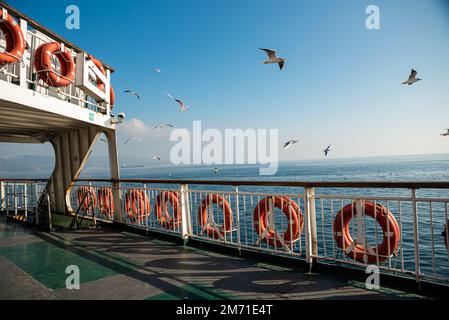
5;182;9;217
180;184;192;241
235;187;241;251
19;18;28;88
411;188;421;283
304;187;318;271
0;181;5;212
24;183;28;221
13;183;17;217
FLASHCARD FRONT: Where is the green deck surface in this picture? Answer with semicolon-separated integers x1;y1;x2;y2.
0;241;117;289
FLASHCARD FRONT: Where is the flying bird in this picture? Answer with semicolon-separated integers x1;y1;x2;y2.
151;155;161;161
153;123;174;130
282;139;300;150
402;69;422;85
260;48;286;70
99;138;107;143
123;137;143;144
153;68;161;73
165;92;188;112
124;90;141;100
440;129;449;137
324;145;331;157
214;167;219;174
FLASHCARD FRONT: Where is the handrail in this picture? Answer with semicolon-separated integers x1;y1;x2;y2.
76;178;449;189
3;178;449;189
0;179;49;183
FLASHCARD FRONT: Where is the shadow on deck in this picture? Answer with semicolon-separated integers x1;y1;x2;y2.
0;217;426;300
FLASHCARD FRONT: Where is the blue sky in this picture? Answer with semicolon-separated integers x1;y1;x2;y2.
2;0;449;162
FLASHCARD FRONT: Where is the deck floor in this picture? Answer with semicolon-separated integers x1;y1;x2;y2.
0;217;425;300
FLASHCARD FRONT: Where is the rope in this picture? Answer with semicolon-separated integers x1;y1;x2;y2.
35;68;73;83
54;50;73;63
0;50;25;67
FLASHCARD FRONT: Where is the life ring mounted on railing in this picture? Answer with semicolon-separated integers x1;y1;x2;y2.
34;42;75;87
97;187;114;220
76;186;97;214
253;196;303;250
154;191;181;230
333;201;400;264
199;194;234;240
124;189;150;224
0;8;26;65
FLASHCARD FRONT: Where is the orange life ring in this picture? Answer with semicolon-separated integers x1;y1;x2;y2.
199;194;233;239
154;191;181;230
97;187;114;220
76;186;97;213
34;42;75;87
333;201;400;264
124;189;150;223
87;55;115;109
0;8;25;65
253;196;303;248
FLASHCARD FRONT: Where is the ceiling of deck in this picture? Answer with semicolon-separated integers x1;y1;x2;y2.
0;99;89;143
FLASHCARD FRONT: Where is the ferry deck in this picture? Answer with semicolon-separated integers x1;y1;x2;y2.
1;2;449;300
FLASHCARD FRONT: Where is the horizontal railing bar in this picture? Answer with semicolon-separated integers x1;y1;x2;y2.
75;178;449;189
186;189;304;198
0;179;48;183
4;178;449;190
316;194;412;201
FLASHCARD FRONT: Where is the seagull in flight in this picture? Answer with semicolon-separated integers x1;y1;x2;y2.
123;137;143;144
153;67;161;73
151;155;161;161
323;145;331;157
282;139;300;150
260;48;286;70
165;92;188;112
441;129;449;137
99;138;107;143
124;90;141;100
402;69;422;85
153;123;174;130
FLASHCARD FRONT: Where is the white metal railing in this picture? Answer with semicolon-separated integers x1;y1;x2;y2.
3;177;449;285
68;179;449;286
0;179;48;223
0;5;112;114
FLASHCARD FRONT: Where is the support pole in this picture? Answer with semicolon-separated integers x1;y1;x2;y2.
304;187;318;271
411;188;421;283
105;129;122;221
180;184;192;241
